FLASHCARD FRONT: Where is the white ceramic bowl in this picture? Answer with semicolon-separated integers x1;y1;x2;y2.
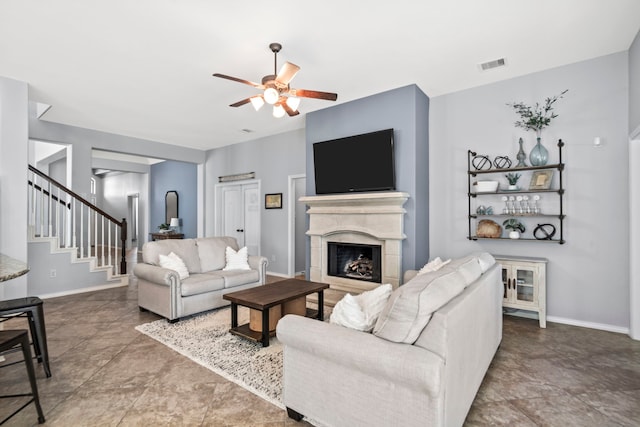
474;180;499;193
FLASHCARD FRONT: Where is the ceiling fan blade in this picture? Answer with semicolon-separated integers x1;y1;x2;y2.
282;102;300;117
229;98;252;107
276;62;300;85
213;73;264;89
289;88;338;101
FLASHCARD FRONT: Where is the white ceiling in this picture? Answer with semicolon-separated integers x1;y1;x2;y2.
2;1;639;151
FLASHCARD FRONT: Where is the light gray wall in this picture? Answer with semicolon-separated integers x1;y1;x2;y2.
27;242;115;296
630;29;640;134
205;128;306;275
305;84;430;274
0;76;29;298
430;52;630;329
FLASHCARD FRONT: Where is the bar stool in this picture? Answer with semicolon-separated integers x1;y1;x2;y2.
0;297;51;377
0;330;46;424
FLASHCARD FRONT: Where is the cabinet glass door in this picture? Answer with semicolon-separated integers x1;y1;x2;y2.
514;267;537;305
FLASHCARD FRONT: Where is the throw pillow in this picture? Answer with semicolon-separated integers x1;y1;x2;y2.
330;284;392;332
417;257;451;275
223;246;251;271
158;252;190;280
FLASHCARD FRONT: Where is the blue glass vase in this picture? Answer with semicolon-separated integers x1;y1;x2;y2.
529;137;548;166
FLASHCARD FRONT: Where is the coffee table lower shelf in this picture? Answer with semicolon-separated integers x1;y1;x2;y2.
228;308;319;343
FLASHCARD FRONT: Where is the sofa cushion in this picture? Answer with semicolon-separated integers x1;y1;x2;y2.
158;252;190;280
330;284;393;332
446;255;482;287
373;269;466;344
197;237;238;272
142;239;202;273
221;270;260;288
180;273;225;297
223;246;251;271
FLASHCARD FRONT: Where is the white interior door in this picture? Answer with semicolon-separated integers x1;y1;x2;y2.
216;181;261;256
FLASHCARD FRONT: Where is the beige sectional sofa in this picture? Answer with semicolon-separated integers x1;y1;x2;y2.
277;252;502;427
134;236;267;322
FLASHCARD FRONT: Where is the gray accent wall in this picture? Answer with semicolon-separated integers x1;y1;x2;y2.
305;84;430;274
150;161;197;239
630;29;640;134
204;128;306;274
429;52;630;329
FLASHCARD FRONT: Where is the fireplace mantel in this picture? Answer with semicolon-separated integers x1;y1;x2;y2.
301;192;409;302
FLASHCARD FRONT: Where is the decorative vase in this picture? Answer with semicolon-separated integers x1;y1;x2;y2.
529;135;549;166
509;230;521;239
508;184;518;191
516;137;527;167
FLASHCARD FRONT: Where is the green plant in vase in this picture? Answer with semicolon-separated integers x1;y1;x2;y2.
503;218;525;239
507;89;568;166
505;172;521;190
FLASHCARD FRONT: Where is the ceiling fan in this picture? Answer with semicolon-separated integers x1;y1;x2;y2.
213;42;338;118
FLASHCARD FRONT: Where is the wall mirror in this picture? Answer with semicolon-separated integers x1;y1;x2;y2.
165;191;178;225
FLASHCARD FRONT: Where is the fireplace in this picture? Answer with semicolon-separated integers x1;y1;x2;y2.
300;192;409;303
328;242;382;283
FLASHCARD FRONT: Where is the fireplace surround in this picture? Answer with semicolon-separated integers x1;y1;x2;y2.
300;192;409;301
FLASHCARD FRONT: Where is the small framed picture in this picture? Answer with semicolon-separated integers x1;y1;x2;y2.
529;170;554;190
265;193;283;209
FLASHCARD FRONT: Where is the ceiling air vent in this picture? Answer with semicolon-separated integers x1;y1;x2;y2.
479;58;506;71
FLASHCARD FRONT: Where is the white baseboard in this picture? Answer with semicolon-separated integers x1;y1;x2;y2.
546;315;629;335
504;310;629;335
38;280;128;300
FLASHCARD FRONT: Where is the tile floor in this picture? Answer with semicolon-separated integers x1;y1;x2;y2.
1;273;639;426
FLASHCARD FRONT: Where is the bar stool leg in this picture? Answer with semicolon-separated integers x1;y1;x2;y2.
31;306;51;378
18;333;45;424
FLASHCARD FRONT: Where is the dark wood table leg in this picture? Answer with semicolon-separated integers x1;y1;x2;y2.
317;290;324;321
231;303;238;328
261;308;270;347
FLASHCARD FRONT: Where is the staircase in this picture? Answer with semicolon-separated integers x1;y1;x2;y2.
27;165;128;294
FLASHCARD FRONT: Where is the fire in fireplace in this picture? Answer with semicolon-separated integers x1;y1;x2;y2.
327;242;382;283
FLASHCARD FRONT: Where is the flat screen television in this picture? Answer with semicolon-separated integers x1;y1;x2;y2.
313;128;395;195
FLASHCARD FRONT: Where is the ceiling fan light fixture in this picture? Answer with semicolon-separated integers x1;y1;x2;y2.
264;87;279;104
250;96;265;111
285;96;300;112
273;104;286;118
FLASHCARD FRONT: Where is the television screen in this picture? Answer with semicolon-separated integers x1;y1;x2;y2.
313;128;395;195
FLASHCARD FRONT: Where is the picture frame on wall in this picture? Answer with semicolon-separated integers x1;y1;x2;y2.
265;193;283;209
529;170;554;190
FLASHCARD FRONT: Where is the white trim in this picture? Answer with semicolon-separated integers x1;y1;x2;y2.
267;270;289;278
630;137;640;340
197;164;205;238
287;174;305;278
38;280;128;300
546;315;630;335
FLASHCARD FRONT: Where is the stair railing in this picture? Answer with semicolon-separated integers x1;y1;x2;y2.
28;165;127;275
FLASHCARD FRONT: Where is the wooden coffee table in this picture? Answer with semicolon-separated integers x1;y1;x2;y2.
223;278;329;347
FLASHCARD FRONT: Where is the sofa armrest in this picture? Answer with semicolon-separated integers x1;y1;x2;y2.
133;263;179;286
248;255;268;284
277;315;443;396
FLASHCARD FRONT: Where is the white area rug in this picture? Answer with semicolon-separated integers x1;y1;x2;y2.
135;307;284;409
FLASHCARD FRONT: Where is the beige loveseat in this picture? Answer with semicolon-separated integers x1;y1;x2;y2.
134;236;267;322
277;252;502;427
